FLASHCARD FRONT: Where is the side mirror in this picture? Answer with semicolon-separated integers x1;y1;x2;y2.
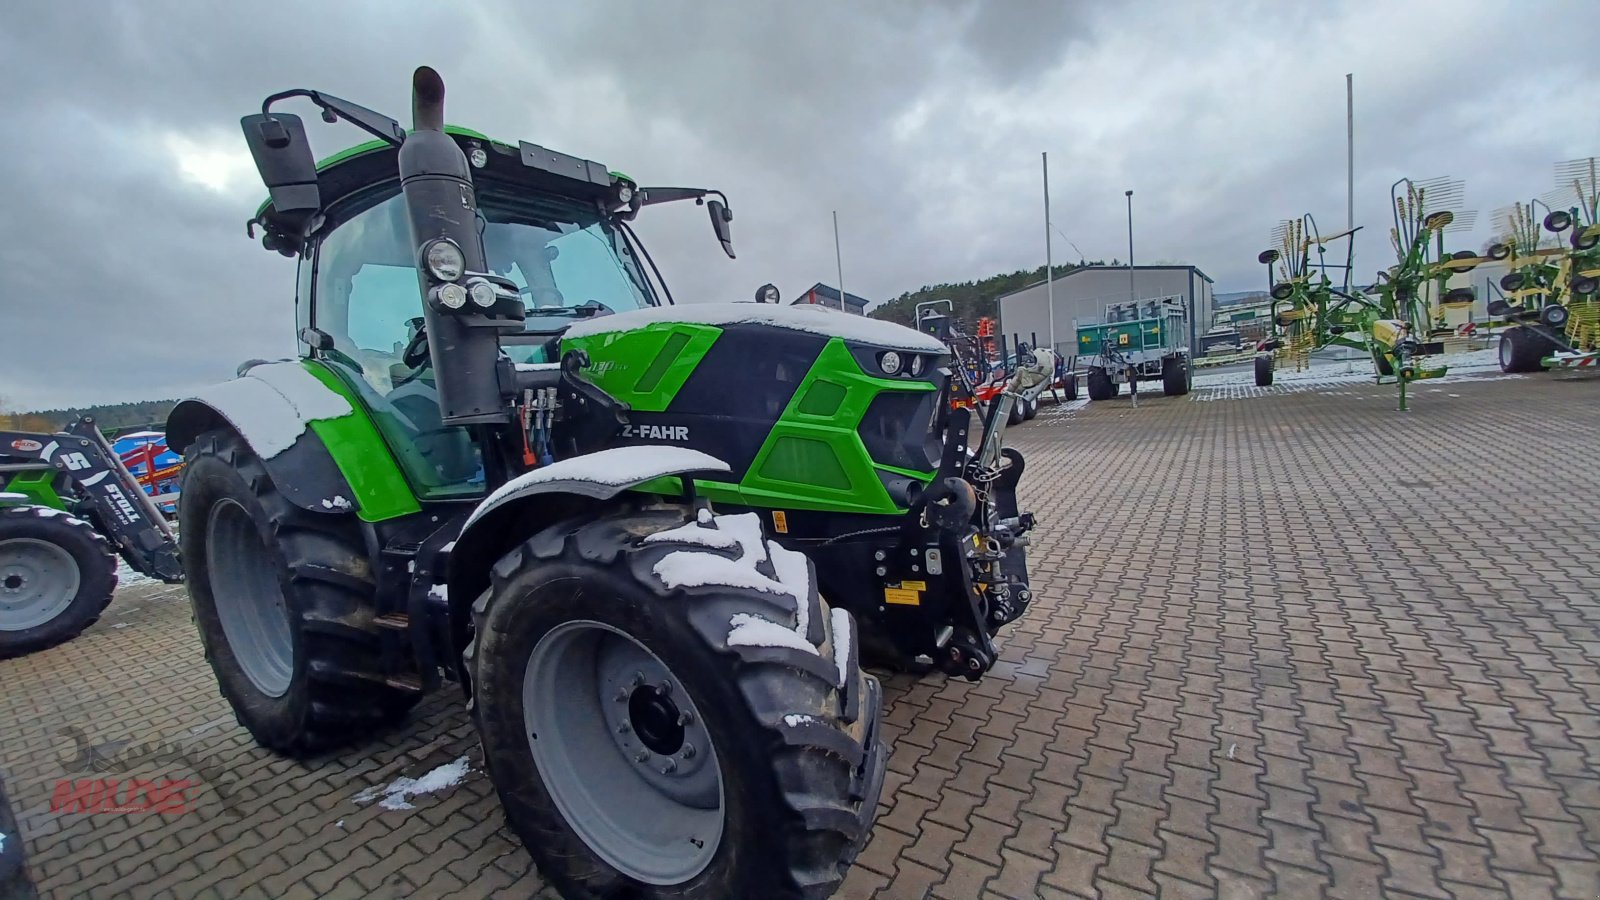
240;113;320;213
755;283;779;303
707;199;735;259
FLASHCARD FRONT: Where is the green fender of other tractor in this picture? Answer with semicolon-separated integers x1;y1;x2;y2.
167;360;421;522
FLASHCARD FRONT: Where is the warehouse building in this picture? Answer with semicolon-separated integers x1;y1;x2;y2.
790;282;868;315
995;265;1215;359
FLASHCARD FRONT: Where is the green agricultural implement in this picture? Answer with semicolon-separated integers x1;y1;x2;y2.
1253;177;1483;410
169;68;1038;898
1489;156;1600;373
1;417;182;657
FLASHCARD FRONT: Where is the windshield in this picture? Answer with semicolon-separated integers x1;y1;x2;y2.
479;195;654;318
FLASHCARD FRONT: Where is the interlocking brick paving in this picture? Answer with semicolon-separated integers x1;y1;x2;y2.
2;370;1598;899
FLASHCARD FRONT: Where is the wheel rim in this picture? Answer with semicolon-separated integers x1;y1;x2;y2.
0;538;81;632
1500;333;1515;368
206;499;294;697
524;620;723;885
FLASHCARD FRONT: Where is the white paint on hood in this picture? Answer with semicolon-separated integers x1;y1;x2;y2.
563;302;947;353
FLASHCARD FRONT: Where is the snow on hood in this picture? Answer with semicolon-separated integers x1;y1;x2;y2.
563;302;947;353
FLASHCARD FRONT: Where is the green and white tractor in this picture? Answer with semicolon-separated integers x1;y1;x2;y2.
169;68;1037;897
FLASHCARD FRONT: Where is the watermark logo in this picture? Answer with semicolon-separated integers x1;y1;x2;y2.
52;726;241;817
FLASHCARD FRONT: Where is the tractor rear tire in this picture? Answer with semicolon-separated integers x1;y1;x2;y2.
1498;326;1552;374
0;506;117;659
1086;369;1114;401
1254;355;1274;387
1161;357;1191;397
468;508;885;899
178;430;421;755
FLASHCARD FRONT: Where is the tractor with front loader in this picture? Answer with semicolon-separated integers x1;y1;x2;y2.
1;417;183;658
1490;156;1600;373
169;68;1038;898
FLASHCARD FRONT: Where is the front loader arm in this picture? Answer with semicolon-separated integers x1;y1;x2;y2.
0;419;182;582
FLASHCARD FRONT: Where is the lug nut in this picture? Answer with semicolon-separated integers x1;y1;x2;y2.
658;681;673;696
873;550;886;561
681;743;697;759
618;723;632;734
661;760;678;774
634;750;650;763
631;671;646;688
678;711;694;726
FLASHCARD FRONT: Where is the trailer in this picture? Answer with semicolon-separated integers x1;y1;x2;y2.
1074;297;1192;400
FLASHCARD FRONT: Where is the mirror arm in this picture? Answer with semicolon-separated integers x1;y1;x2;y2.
262;89;406;146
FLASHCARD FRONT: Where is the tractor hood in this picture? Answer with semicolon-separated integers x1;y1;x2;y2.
563;303;947;354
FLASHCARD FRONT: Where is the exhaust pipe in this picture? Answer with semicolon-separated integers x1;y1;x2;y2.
399;66;508;425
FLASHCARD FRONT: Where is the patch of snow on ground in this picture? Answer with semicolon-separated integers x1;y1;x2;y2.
115;558;161;588
563;302;948;353
353;755;472;811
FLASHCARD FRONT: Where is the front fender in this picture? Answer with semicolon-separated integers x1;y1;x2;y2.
446;446;731;673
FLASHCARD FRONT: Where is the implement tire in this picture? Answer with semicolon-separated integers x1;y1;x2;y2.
467;507;886;899
1086;368;1115;401
1161;357;1191;396
1254;354;1274;387
1498;326;1551;374
0;506;117;659
178;430;420;755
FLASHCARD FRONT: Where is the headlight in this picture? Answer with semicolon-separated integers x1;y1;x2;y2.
424;239;465;282
468;147;488;169
879;350;903;375
910;354;925;376
468;279;497;308
433;283;468;310
616;183;635;204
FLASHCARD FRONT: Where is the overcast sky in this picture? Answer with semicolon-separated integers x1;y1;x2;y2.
2;0;1594;409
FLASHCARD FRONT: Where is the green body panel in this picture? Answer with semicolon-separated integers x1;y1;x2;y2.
573;334;936;516
298;361;425;522
1;470;65;511
561;324;723;412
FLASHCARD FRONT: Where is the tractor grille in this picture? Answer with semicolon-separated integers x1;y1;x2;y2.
858;390;940;472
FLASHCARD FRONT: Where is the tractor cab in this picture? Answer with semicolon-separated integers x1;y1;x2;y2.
249;125;726;497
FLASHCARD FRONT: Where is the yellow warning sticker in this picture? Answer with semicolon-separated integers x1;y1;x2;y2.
900;580;928;591
772;510;788;534
884;587;921;606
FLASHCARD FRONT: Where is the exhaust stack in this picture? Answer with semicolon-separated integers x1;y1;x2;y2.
398;66;508;426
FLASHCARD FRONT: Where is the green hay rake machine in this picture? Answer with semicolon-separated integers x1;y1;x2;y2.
1254;177;1483;410
1489;156;1600;372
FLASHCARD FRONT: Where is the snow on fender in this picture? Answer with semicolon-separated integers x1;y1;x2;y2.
461;445;731;532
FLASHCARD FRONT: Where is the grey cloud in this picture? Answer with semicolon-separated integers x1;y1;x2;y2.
0;0;1590;408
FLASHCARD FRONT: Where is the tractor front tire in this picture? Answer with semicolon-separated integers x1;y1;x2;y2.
1498;326;1552;374
0;506;117;659
468;508;885;899
1086;368;1115;401
1161;357;1191;397
179;431;421;755
1254;355;1274;387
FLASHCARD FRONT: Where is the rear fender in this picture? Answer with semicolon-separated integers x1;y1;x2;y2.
166;361;364;516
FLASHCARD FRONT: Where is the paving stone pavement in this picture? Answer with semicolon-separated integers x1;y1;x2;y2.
2;371;1598;899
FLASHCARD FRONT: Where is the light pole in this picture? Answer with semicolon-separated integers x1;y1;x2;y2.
1043;152;1055;355
1125;190;1135;303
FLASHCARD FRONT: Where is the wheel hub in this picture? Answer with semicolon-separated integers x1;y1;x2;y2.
0;537;82;632
628;685;685;755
